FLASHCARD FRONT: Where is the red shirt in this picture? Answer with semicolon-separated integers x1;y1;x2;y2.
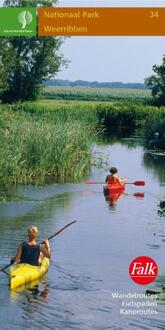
105;174;121;185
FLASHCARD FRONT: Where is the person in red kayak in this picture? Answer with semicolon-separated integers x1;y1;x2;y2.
104;167;126;207
105;166;126;186
11;226;51;266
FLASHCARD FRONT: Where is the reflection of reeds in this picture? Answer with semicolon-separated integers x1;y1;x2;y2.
0;105;97;185
143;152;165;184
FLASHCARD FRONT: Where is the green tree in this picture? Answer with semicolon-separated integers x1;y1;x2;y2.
0;38;17;91
1;0;65;103
145;55;165;105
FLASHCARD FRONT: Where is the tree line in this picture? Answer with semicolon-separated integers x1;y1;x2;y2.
44;79;147;90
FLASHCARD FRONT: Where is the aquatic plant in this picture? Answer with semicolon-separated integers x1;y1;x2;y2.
0;105;96;185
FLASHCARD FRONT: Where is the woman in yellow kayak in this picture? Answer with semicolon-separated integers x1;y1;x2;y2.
11;226;51;266
105;166;126;186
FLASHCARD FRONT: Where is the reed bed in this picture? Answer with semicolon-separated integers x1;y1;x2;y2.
144;109;165;147
1;92;164;186
0;105;97;185
95;102;164;136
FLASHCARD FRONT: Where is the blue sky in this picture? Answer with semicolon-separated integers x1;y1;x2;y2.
56;1;165;83
1;0;165;82
56;36;165;83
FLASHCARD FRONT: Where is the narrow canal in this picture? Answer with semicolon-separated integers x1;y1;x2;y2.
0;140;165;330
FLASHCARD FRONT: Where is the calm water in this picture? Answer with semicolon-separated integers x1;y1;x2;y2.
0;141;165;330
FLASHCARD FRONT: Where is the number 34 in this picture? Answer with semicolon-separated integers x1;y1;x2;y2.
150;11;159;18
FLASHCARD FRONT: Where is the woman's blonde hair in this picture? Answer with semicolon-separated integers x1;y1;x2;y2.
28;226;39;239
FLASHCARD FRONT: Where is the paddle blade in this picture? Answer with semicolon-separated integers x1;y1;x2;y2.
133;181;145;186
133;192;145;198
0;262;11;273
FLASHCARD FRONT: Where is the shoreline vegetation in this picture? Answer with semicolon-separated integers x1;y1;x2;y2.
0;103;97;186
0;87;165;186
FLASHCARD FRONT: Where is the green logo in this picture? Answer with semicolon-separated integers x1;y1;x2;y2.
0;7;36;36
18;10;33;29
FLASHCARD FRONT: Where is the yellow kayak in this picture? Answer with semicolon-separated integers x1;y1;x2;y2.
9;258;50;290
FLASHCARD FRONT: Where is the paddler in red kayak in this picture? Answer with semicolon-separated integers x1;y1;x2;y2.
105;166;126;186
104;167;126;207
10;226;51;266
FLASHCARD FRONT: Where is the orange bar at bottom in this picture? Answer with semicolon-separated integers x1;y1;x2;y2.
38;7;165;36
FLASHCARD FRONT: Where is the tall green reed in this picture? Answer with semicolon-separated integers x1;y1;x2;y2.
0;105;97;185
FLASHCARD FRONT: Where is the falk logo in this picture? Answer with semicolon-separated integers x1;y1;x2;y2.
129;256;158;285
18;10;33;29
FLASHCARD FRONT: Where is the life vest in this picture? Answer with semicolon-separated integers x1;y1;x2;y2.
20;242;40;266
106;175;119;184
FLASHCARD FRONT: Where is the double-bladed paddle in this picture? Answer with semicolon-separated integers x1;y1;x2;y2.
81;180;145;186
0;220;77;274
42;220;77;243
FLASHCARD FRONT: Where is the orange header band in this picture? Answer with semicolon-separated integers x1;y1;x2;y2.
38;7;165;36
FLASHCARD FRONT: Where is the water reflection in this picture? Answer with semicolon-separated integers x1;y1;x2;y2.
0;190;76;258
103;189;125;209
143;152;165;184
104;189;145;210
11;280;49;303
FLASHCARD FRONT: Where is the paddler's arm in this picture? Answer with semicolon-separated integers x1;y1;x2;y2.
10;243;23;264
116;176;126;186
121;177;126;184
105;175;109;183
40;239;51;259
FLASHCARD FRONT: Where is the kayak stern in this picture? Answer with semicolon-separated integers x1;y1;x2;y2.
9;258;50;290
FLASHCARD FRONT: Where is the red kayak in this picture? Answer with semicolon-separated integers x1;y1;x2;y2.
103;183;125;206
103;183;125;195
